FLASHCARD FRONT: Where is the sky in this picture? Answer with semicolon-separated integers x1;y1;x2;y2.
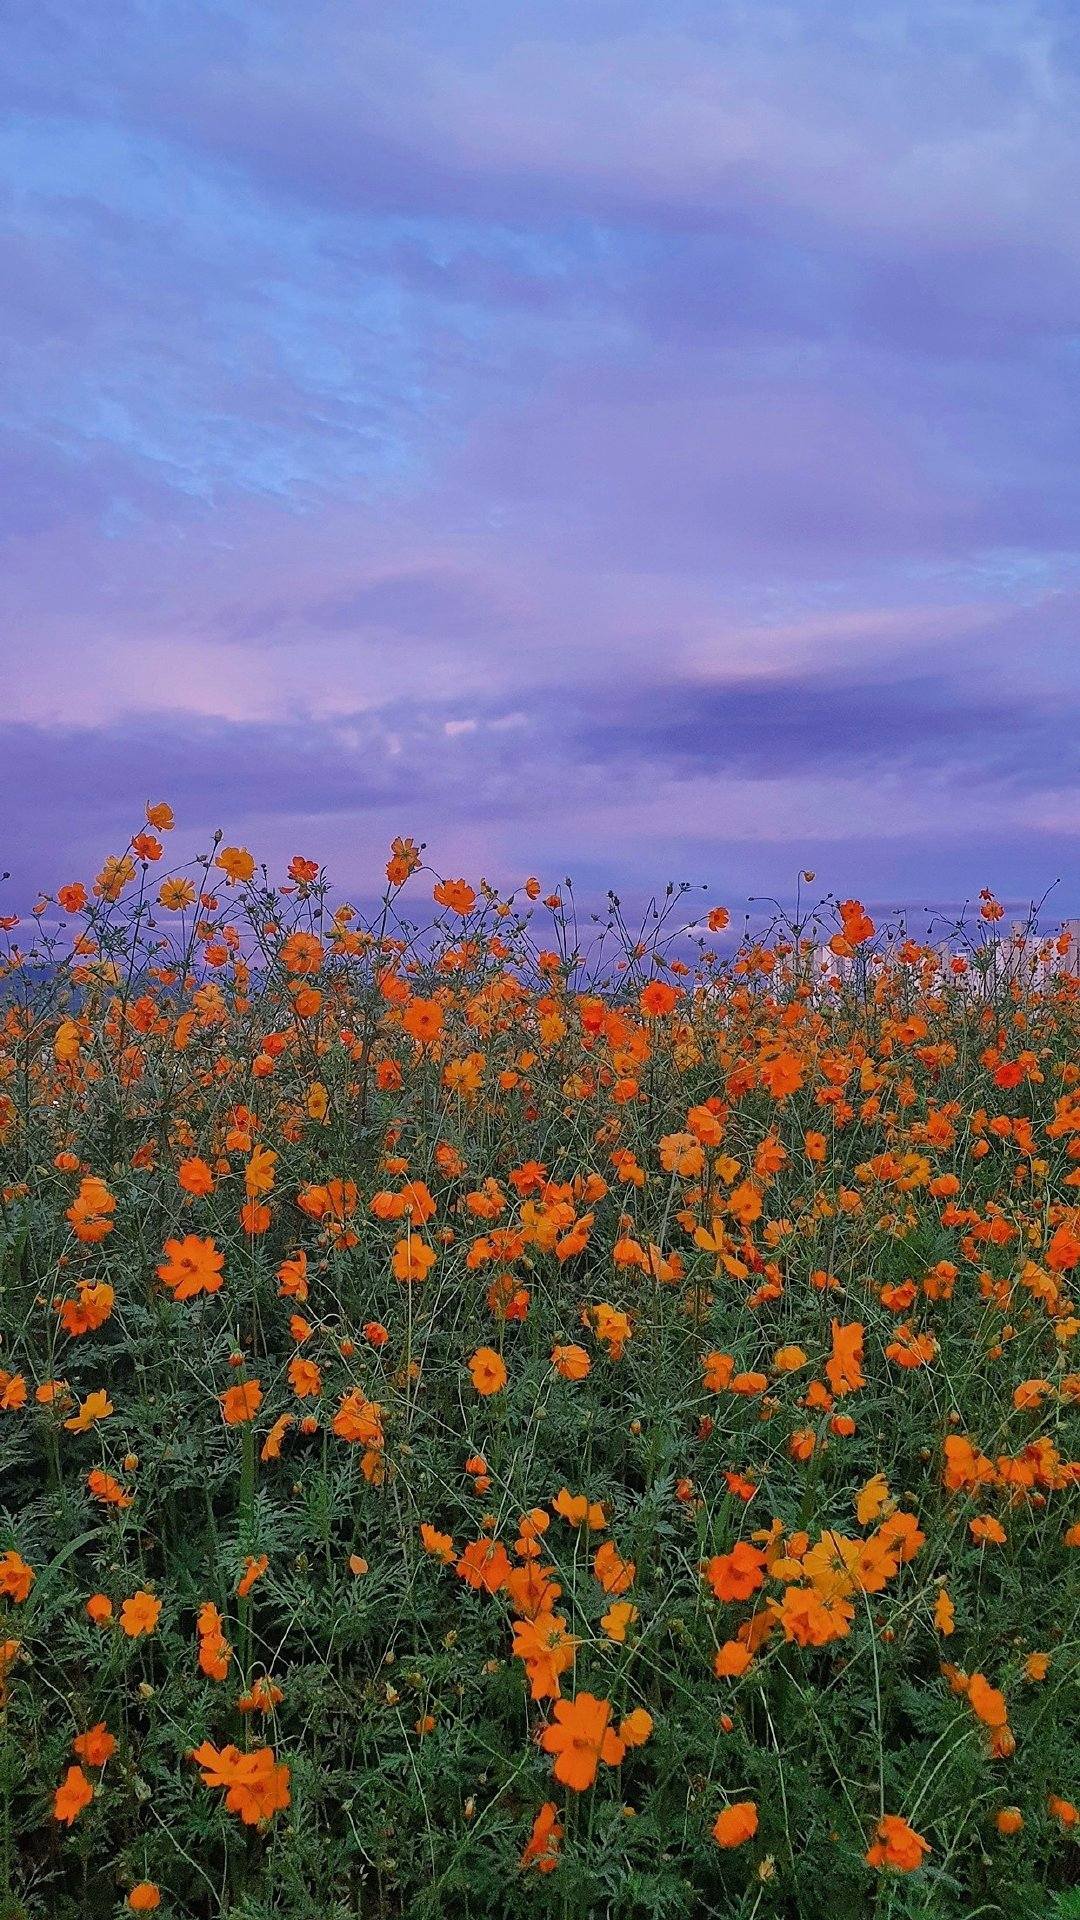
2;0;1079;917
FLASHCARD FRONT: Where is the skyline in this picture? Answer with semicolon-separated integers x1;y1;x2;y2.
3;1;1079;911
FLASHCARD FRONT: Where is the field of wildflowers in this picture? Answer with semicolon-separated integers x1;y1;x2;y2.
0;808;1078;1919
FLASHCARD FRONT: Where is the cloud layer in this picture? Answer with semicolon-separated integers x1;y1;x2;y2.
1;0;1078;910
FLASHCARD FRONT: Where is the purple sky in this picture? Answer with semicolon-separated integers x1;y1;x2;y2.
2;1;1079;914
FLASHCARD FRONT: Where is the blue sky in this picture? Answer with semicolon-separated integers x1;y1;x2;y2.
2;0;1079;912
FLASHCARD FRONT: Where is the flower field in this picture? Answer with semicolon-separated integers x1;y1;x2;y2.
0;811;1078;1919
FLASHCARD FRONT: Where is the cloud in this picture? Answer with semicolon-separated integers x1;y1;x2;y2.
111;2;1080;257
570;668;1013;779
0;0;1078;909
0;695;1072;925
225;567;515;643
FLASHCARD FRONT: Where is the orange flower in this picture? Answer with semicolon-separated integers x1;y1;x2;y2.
773;1345;808;1374
511;1610;579;1699
236;1554;269;1598
94;853;136;900
157;1234;225;1301
760;1050;804;1099
551;1343;590;1381
402;997;444;1044
386;836;421;886
73;1722;116;1768
87;1469;133;1508
261;1412;294;1461
288;1355;322;1399
198;1609;232;1681
432;878;476;915
702;1351;734;1391
714;1640;753;1677
593;1539;635;1595
0;1637;20;1704
520;1800;563;1873
515;1507;550;1556
865;1814;931;1871
727;1180;762;1228
239;1200;271;1235
159;877;196;910
298;1182;341;1231
825;1320;866;1395
539;1692;625;1790
772;1584;853;1647
244;1145;277;1197
659;1131;705;1177
552;1488;606;1530
704;1541;767;1603
86;1593;113;1625
468;1347;507;1395
455;1538;512;1593
53;1763;94;1825
1012;1377;1053;1411
639;980;680;1018
65;1175;116;1244
618;1707;653;1749
280;931;324;975
391;1236;437;1283
178;1155;215;1196
942;1434;995;1492
215;846;255;884
970;1514;1007;1547
127;1885;161;1911
332;1392;384;1448
837;899;875;946
506;1562;562;1619
57;1280;115;1335
885;1325;937;1369
191;1741;291;1824
64;1388;113;1432
934;1588;956;1636
221;1381;263;1425
600;1600;638;1642
0;1551;34;1603
967;1673;1008;1729
238;1673;284;1714
420;1524;455;1563
1046;1223;1080;1272
119;1590;161;1638
277;1250;309;1300
713;1800;758;1848
855;1473;891;1525
589;1302;631;1359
